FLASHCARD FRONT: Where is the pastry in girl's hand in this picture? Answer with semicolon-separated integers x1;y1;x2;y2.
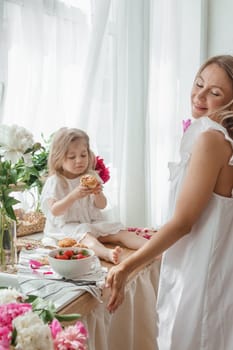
80;174;99;189
58;238;77;247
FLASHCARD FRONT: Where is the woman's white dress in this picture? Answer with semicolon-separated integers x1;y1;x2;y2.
157;117;233;350
40;173;124;244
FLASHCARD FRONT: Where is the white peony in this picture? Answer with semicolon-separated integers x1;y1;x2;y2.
0;287;25;305
13;311;54;350
0;124;34;164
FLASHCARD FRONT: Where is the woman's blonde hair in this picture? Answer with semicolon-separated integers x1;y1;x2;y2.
48;127;94;176
197;55;233;139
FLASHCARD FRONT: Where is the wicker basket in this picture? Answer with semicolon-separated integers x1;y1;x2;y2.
15;209;46;237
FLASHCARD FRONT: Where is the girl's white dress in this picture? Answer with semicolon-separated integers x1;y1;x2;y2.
40;172;124;244
157;117;233;350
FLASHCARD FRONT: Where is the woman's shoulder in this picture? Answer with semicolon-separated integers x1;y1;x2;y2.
199;117;233;159
196;128;229;151
194;117;233;143
181;117;233;155
197;129;233;165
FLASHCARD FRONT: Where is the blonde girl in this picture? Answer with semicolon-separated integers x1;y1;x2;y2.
41;127;147;264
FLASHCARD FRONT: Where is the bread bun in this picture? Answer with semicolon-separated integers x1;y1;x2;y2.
58;238;77;247
80;174;99;189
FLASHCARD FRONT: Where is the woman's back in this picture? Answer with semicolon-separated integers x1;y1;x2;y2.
209;129;233;197
157;117;233;350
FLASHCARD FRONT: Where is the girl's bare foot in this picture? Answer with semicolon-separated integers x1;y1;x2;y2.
109;245;122;264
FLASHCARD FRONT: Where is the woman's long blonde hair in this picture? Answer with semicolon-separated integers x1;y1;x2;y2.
48;127;94;176
197;55;233;139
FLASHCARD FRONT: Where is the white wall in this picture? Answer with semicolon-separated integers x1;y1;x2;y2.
207;0;233;56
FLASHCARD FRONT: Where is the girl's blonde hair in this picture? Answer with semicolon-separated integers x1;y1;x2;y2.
48;127;95;176
197;55;233;139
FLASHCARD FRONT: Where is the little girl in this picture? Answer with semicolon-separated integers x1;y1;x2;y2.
40;127;148;264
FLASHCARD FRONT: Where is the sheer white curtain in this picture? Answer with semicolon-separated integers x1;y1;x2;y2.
111;0;206;226
0;0;206;227
145;0;206;226
110;0;149;225
0;0;93;141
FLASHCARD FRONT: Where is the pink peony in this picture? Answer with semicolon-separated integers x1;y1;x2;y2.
54;321;88;350
95;156;110;183
0;303;32;348
0;288;85;350
50;318;63;338
0;326;11;349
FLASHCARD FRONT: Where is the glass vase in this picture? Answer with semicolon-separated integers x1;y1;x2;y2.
0;211;17;272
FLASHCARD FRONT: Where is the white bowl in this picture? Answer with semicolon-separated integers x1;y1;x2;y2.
48;247;97;279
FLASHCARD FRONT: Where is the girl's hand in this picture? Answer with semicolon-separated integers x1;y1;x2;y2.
93;184;107;208
93;183;103;195
106;264;128;313
74;184;94;199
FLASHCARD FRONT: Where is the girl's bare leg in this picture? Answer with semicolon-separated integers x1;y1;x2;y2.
99;230;148;250
80;233;122;264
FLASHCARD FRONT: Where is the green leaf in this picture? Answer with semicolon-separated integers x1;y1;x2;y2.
25;294;38;303
11;328;17;346
4;205;17;221
32;296;55;311
81;249;90;256
39;309;55;323
55;313;81;322
4;194;19;207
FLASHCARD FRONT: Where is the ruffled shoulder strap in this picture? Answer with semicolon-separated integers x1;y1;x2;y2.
180;117;233;165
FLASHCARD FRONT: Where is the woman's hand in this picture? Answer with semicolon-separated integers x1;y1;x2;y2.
106;264;129;313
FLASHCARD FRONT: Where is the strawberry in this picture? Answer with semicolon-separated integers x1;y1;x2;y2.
56;254;69;260
63;250;74;258
55;254;62;259
76;253;85;259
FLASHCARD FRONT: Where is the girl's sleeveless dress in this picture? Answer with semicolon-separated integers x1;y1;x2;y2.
157;117;233;350
40;172;124;244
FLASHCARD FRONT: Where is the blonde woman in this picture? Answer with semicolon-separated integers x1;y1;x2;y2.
106;55;233;349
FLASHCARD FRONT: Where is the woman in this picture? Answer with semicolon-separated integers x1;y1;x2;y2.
106;55;233;349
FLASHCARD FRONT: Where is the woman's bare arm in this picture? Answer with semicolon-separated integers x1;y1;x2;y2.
106;130;227;312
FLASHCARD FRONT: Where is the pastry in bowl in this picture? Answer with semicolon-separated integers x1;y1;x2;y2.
80;174;99;189
48;247;97;279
